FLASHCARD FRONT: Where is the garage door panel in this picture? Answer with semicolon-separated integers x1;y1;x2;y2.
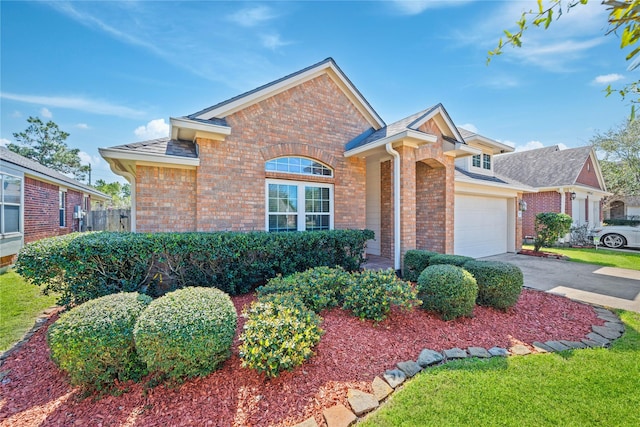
455;195;508;258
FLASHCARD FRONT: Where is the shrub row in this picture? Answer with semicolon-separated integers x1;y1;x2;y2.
48;288;237;391
403;250;524;315
17;229;373;306
240;267;419;377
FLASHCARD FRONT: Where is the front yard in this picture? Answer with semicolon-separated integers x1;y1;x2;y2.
523;245;640;271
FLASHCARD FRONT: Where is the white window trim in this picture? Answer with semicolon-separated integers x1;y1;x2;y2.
59;189;67;227
0;172;23;236
265;178;334;232
470;153;493;174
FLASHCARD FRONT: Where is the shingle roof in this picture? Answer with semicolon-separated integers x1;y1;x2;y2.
0;146;110;200
455;167;510;184
107;138;198;158
494;145;593;188
346;106;438;151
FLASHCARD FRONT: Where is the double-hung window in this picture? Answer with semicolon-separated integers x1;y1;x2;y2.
482;154;491;170
472;154;481;168
59;190;66;227
1;173;21;235
265;157;334;232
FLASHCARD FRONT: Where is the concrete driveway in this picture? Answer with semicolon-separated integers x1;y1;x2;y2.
481;253;640;312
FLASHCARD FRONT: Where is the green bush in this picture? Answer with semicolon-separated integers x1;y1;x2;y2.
239;301;323;378
417;265;478;320
428;254;475;268
47;292;152;391
16;229;373;306
342;269;420;322
403;250;440;282
463;260;523;310
256;266;352;313
534;212;573;252
133;287;237;383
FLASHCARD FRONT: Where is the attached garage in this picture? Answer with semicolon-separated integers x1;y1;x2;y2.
454;194;511;258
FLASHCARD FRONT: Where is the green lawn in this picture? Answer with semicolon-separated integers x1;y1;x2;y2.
0;271;58;352
361;310;640;426
523;245;640;271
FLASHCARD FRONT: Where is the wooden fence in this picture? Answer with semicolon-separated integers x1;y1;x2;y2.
90;208;131;232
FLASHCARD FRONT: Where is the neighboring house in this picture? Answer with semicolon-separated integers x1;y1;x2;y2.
100;57;528;269
605;196;640;220
494;145;609;239
0;146;110;269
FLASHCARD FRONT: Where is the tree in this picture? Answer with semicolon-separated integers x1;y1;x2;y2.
533;212;573;252
8;116;91;182
591;118;640;201
93;179;131;208
488;0;640;104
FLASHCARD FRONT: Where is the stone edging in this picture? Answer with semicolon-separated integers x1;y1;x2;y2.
295;306;625;427
0;307;60;368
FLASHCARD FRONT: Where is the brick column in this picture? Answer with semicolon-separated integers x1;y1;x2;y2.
397;146;417;264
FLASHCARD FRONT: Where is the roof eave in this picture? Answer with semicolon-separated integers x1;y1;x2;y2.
170;117;231;141
99;147;200;167
344;130;437;158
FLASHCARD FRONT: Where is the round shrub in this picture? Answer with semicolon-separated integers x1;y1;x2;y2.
463;260;523;310
47;292;152;390
342;269;420;322
256;266;353;313
134;287;237;382
239;301;323;378
403;250;440;282
417;265;478;320
428;254;475;267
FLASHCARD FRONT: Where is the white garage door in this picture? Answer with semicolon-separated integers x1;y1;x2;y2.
454;195;508;258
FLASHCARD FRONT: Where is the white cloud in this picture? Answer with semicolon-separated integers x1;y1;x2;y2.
134;118;170;140
593;73;624;85
391;0;475;15
75;123;90;129
515;140;545;152
78;151;103;167
0;138;10;147
10;110;22;118
0;92;145;118
40;107;53;118
227;5;276;27
459;123;478;133
260;33;292;50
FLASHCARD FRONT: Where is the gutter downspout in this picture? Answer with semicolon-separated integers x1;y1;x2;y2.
386;143;401;272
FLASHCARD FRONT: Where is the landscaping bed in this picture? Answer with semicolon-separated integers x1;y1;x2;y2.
0;289;603;427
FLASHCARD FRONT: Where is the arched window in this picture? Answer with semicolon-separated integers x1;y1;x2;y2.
265;157;333;177
265;157;333;232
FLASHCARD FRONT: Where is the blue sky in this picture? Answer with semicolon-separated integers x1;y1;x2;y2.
1;0;636;184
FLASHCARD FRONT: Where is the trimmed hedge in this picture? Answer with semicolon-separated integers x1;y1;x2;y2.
428;254;475;268
256;266;352;313
342;269;419;322
403;250;440;282
417;264;478;320
47;292;152;391
16;229;373;306
239;301;323;378
463;260;523;310
133;287;237;383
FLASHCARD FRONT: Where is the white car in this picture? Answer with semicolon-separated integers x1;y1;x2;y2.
590;224;640;249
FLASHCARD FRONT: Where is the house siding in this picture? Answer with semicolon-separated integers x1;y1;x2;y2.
23;177;83;243
163;73;371;233
522;191;561;238
136;166;197;232
576;157;602;189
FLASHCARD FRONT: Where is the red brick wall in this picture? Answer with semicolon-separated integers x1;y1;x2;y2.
380;160;393;259
576;156;602;189
156;73;371;233
522;191;561;238
23;177;82;243
136;166;197;232
416;162;448;253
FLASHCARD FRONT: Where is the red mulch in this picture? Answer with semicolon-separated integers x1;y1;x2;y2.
518;249;567;259
0;290;603;427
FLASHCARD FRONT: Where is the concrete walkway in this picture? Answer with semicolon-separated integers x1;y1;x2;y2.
482;253;640;313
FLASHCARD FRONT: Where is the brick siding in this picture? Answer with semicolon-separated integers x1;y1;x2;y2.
522;191;561;238
576;156;602;189
23;177;84;243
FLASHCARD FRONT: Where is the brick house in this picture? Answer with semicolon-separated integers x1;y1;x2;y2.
605;196;640;220
494;145;609;239
0;146;110;269
100;58;529;269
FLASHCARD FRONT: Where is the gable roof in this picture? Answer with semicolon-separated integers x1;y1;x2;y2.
457;127;515;154
104;138;198;158
187;57;385;129
345;103;465;152
1;146;110;200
